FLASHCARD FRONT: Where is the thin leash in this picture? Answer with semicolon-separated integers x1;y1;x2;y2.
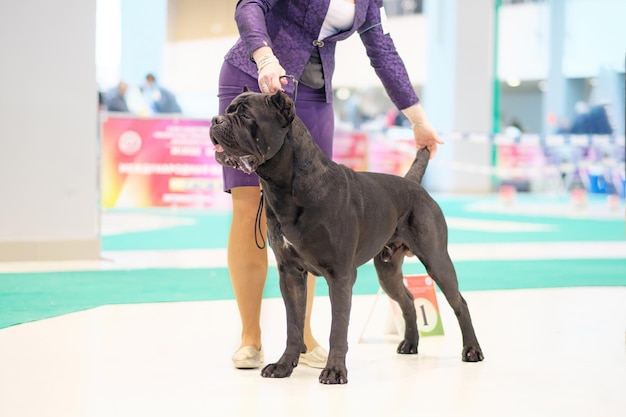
254;75;299;249
254;188;266;249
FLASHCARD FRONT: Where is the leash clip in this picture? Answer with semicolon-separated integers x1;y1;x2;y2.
279;74;299;106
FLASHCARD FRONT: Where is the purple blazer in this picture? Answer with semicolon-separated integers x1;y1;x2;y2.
224;0;419;109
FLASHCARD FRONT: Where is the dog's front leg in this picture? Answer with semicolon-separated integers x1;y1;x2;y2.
261;265;307;379
319;272;356;385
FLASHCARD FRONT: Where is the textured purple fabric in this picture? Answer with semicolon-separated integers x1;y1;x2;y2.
218;61;334;192
225;0;419;110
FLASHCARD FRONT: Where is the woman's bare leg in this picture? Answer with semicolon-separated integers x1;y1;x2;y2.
228;186;267;350
304;272;322;352
228;187;322;352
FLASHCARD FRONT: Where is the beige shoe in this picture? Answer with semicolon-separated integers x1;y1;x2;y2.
299;346;328;369
232;346;264;369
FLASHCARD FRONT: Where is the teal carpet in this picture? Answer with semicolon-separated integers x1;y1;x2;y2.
1;195;624;329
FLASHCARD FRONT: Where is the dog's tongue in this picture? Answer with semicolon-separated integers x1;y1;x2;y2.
214;144;224;153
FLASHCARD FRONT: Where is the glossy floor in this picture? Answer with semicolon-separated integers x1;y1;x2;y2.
1;195;624;417
0;286;624;417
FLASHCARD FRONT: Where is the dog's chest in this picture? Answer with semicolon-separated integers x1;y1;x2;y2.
268;211;321;259
271;217;305;250
279;233;296;250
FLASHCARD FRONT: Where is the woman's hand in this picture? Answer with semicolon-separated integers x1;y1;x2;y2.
412;120;443;159
258;61;287;93
253;47;287;93
401;103;444;159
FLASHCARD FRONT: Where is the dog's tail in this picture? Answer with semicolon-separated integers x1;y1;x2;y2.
404;147;430;184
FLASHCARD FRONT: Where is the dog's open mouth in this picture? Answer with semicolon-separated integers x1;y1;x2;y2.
213;144;258;174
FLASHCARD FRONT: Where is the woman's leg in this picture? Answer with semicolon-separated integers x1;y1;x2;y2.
220;65;328;364
304;272;321;352
228;186;321;353
228;186;267;351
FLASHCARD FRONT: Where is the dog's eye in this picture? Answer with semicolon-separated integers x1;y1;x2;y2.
226;101;248;115
236;104;252;116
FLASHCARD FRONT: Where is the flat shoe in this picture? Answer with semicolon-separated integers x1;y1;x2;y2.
299;346;328;369
232;346;264;369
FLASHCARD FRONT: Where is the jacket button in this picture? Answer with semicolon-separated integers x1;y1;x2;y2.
312;40;325;47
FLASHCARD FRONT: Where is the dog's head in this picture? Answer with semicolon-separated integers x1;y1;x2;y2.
210;88;295;174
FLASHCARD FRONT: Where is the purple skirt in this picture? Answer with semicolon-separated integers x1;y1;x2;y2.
218;61;335;192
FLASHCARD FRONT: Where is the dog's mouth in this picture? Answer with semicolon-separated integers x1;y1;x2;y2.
211;134;260;175
217;152;259;174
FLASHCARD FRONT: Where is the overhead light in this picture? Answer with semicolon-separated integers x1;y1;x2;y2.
506;76;521;87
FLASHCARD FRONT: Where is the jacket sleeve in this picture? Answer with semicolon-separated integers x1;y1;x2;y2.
234;0;279;59
358;0;419;110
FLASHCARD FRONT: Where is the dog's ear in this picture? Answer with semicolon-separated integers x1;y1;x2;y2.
269;90;295;127
242;86;250;93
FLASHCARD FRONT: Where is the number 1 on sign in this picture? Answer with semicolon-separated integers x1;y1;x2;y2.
419;304;429;326
414;298;439;334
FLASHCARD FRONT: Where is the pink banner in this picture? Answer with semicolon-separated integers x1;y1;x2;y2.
101;115;231;209
332;131;368;171
368;134;416;176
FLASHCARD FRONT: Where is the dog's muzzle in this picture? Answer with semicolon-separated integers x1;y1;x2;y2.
211;117;261;175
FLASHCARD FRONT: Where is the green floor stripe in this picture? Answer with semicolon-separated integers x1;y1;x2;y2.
101;196;626;251
1;259;624;329
2;196;624;329
102;210;231;251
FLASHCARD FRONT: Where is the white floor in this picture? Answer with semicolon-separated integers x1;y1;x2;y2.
1;287;624;417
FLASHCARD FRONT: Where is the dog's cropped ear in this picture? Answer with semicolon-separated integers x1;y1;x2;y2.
242;86;250;93
269;90;295;127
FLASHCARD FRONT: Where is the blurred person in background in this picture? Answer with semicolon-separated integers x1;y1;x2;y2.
141;73;182;114
568;101;613;135
105;82;129;112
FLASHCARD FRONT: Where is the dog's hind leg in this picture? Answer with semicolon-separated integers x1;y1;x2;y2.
374;250;419;354
413;246;484;362
403;198;484;362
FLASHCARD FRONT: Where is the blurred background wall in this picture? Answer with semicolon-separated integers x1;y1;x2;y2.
97;0;625;136
1;0;623;261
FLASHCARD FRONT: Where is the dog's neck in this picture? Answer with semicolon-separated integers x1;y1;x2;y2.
257;117;334;202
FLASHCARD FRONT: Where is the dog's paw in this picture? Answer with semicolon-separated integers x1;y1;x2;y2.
319;366;348;385
261;361;295;378
396;339;418;355
462;345;484;362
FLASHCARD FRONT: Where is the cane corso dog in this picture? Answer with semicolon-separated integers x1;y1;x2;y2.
210;89;483;385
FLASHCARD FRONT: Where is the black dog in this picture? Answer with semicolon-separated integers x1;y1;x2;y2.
210;89;483;384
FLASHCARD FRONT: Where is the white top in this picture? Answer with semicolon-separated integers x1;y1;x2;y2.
318;0;356;40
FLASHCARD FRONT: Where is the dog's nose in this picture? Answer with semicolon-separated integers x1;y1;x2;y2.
212;116;224;125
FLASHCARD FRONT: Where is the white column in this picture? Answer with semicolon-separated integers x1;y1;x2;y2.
543;0;567;134
0;0;100;261
421;0;495;193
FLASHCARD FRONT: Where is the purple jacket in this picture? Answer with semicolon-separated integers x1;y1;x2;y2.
224;0;419;109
